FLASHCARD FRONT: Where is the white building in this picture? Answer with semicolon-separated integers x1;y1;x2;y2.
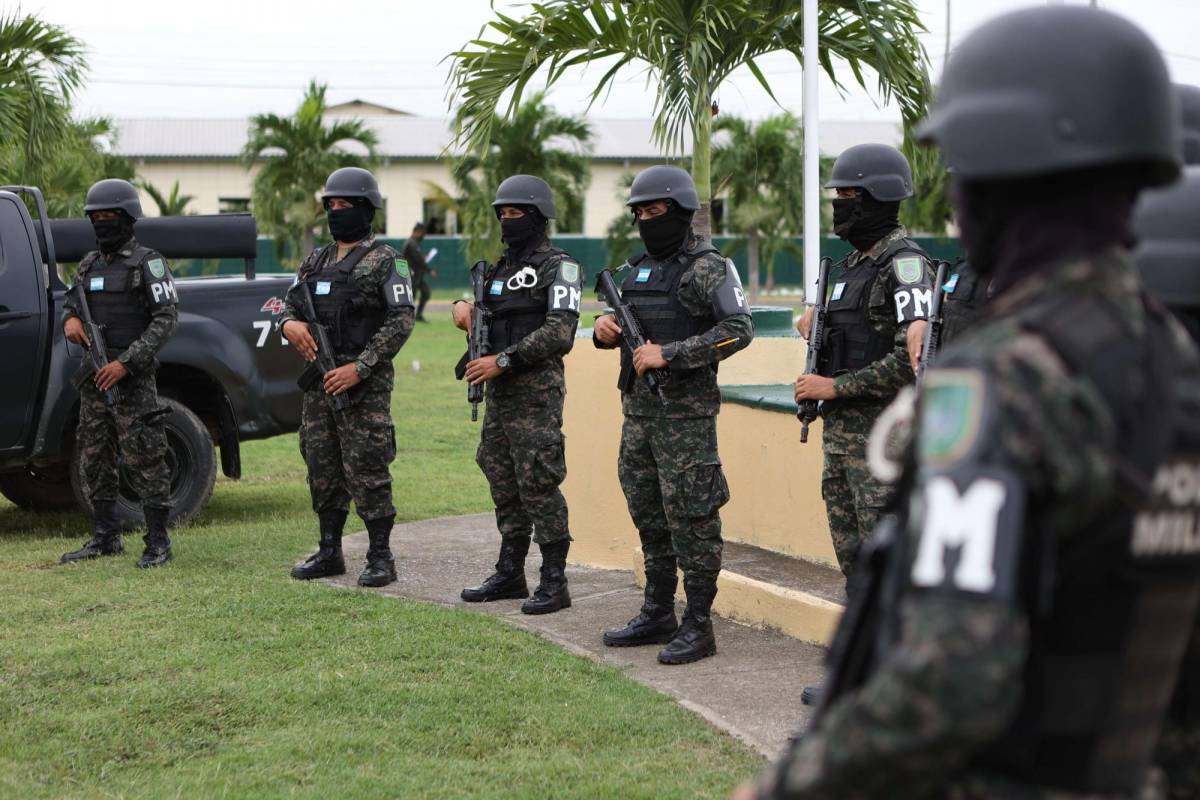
114;104;901;237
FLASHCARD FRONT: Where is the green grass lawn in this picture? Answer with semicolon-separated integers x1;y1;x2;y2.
0;317;763;799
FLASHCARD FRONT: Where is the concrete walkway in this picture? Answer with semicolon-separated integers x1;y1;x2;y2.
320;514;825;757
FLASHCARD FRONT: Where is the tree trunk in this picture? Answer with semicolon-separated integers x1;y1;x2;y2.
747;227;760;305
766;249;776;292
302;225;314;261
691;102;714;241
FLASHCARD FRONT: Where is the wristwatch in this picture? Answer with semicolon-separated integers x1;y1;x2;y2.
495;352;512;371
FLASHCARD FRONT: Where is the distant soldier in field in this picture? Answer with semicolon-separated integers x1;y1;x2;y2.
60;178;179;569
595;165;753;665
280;167;415;588
403;222;436;322
453;175;582;615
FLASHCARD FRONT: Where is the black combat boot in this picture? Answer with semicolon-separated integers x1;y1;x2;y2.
61;501;124;563
136;506;173;569
603;570;679;647
358;516;397;588
461;536;530;602
521;539;571;615
658;579;717;665
291;509;348;579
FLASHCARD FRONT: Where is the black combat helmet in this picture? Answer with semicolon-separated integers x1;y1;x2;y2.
492;174;557;219
1134;166;1200;308
627;165;700;211
824;143;914;202
83;178;144;219
321;167;384;209
917;6;1180;188
1177;84;1200;167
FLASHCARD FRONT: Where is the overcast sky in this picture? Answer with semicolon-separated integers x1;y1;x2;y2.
30;0;1200;123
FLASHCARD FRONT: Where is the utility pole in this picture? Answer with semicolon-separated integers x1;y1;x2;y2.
802;0;819;305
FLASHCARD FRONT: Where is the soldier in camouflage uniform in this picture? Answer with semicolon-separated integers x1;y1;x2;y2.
402;222;435;322
61;179;179;569
280;167;415;588
794;143;934;581
594;166;753;665
939;259;990;347
742;8;1200;800
1133;136;1200;800
453;175;582;615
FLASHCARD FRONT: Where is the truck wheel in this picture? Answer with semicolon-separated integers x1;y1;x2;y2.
71;398;217;530
0;465;78;511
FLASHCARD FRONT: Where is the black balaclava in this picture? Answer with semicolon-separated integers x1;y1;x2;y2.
952;166;1139;296
326;198;375;243
498;205;546;257
832;191;900;253
637;202;693;258
91;211;135;255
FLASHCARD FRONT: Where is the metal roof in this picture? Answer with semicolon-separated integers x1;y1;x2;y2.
111;116;901;161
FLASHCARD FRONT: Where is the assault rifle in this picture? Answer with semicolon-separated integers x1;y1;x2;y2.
809;514;899;730
296;281;350;413
596;268;667;406
917;260;950;384
70;283;121;407
456;260;492;422
798;257;832;443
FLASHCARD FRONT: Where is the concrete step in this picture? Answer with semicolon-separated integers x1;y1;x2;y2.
633;540;845;646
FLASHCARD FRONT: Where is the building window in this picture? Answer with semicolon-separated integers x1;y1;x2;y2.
219;197;251;214
373;198;388;235
422;198;456;235
711;198;728;236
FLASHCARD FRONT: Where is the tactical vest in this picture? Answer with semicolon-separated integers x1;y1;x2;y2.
480;246;564;352
968;291;1200;794
80;248;153;349
941;261;992;345
616;249;716;393
817;239;920;377
305;243;388;355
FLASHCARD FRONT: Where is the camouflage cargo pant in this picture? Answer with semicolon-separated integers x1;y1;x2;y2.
822;450;890;577
476;389;569;545
299;386;396;521
77;371;171;508
618;415;729;588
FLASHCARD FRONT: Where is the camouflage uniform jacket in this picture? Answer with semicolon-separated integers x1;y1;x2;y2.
278;234;415;392
822;225;932;455
595;233;754;418
61;237;178;375
761;250;1200;800
481;238;580;399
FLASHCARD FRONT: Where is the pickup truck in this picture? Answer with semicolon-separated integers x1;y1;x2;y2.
0;186;304;528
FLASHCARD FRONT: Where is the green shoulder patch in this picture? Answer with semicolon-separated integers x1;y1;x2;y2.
560;260;580;284
919;369;986;467
395;258;410;278
894;256;924;285
147;257;166;279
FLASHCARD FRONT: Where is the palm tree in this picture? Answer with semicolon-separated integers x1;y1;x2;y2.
0;12;86;181
426;92;591;266
900;123;953;235
139;180;195;216
712;113;803;302
448;0;931;238
241;80;378;264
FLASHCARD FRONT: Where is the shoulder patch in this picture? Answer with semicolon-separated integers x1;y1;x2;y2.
919;369;986;467
147;257;166;279
395;258;410;278
894;256;924;285
560;260;580;284
944;273;960;294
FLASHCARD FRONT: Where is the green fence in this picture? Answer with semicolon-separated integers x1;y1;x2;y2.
174;235;964;288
